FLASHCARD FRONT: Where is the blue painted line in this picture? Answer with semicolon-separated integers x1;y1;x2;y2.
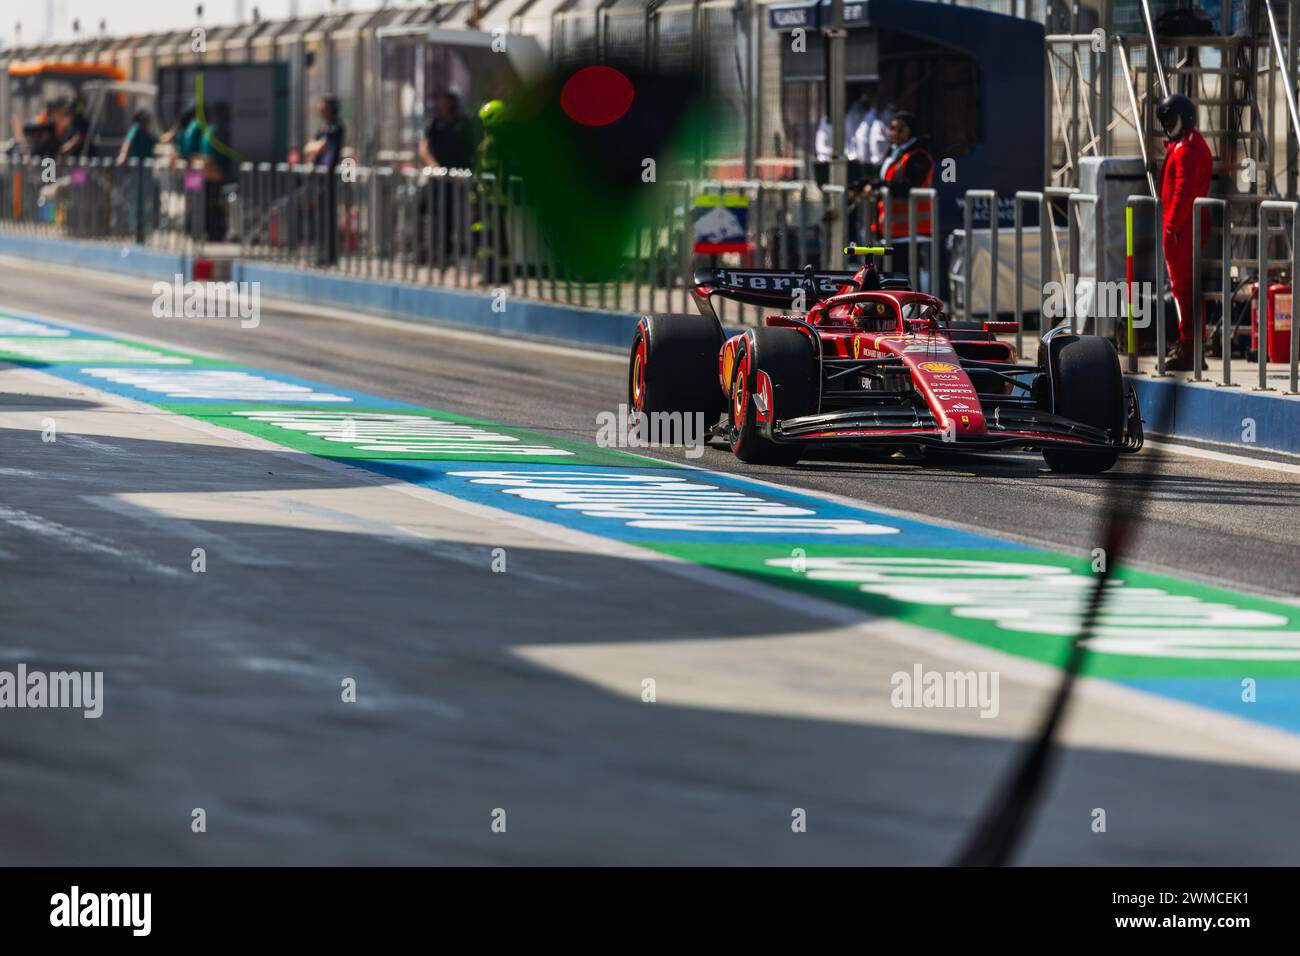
43;364;421;408
1115;678;1300;735
0;313;116;338
358;459;1033;549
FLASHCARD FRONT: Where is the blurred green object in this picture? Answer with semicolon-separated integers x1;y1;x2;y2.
492;63;717;283
478;99;506;128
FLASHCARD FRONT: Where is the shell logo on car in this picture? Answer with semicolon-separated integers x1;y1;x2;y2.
919;361;959;373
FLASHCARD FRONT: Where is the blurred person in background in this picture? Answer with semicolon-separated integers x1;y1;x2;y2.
200;100;237;242
304;96;344;172
55;98;90;159
418;91;477;265
159;103;198;169
21;101;60;159
117;110;158;166
851;95;892;179
304;96;345;264
118;110;160;236
420;91;475;170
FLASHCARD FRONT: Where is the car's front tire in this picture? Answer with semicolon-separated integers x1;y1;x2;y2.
1042;335;1123;474
729;327;817;466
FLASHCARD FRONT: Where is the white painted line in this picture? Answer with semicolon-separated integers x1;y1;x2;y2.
1144;438;1300;476
0;504;183;578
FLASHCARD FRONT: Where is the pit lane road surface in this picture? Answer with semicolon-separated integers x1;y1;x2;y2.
1;257;1298;865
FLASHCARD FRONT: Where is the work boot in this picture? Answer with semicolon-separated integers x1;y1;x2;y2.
1165;340;1206;371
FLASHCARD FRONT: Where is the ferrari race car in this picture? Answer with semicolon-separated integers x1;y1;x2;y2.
627;246;1143;473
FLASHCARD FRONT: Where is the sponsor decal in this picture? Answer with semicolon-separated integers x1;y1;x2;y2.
918;361;959;373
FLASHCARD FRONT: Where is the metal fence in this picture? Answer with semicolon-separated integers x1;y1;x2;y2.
0;155;217;254
4;153;1297;388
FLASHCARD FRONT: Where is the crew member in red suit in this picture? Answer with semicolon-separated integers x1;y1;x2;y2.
1157;93;1213;370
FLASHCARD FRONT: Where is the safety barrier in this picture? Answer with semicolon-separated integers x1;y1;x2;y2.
8;152;1296;392
1191;197;1229;385
1255;200;1300;393
1124;196;1166;374
1012;191;1049;355
0;156;877;324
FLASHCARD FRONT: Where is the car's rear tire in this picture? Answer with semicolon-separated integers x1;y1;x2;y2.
629;314;725;426
729;327;817;465
1042;335;1123;474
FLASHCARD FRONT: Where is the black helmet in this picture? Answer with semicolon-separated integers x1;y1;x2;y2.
1156;93;1196;137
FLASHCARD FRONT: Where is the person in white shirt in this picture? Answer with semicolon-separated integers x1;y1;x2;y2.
815;115;832;163
844;94;869;161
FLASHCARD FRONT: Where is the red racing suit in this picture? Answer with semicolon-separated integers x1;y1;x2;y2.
1159;128;1213;341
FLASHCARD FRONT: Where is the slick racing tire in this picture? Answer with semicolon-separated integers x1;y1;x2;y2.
1042;335;1123;474
629;314;725;425
729;327;817;466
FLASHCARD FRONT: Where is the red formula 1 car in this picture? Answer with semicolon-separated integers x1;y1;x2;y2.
628;246;1143;473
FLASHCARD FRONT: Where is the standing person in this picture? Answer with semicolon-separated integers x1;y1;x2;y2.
419;92;475;170
166;103;204;239
852;96;892;178
116;110;158;166
304;95;345;172
862;111;934;242
159;103;197;168
199;101;237;242
304;96;345;265
56;98;91;158
418;92;476;264
1156;93;1213;370
117;110;159;237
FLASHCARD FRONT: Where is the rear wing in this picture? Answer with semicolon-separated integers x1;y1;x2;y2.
690;266;913;321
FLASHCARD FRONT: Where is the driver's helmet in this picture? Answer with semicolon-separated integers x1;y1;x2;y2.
851;299;897;332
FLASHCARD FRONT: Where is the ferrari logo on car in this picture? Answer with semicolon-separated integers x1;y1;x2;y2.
919;361;959;373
